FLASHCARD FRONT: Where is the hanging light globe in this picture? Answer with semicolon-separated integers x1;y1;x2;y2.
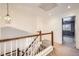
4;3;12;24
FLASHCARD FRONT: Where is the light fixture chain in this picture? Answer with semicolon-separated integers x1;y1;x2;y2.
7;3;9;16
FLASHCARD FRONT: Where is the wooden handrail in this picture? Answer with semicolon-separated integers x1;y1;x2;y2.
0;32;51;42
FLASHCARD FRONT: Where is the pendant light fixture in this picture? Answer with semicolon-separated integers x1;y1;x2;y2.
4;3;11;24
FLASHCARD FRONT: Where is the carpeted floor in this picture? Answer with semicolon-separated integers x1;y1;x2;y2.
48;43;79;56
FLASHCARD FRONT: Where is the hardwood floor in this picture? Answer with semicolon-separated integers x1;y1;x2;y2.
48;43;79;56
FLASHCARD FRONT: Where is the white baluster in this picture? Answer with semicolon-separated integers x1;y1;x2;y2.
11;41;12;56
25;38;28;56
31;45;33;56
33;37;36;55
23;39;25;56
31;37;33;56
33;41;36;55
4;42;6;56
19;39;21;56
30;47;32;56
34;39;37;55
16;40;17;56
32;45;33;56
23;38;26;56
34;37;36;55
0;43;3;56
27;38;29;56
32;43;34;56
35;39;37;55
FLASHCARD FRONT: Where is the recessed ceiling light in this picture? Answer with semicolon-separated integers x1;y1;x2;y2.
67;5;71;9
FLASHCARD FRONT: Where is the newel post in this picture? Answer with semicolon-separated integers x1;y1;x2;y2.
39;30;42;41
51;31;53;46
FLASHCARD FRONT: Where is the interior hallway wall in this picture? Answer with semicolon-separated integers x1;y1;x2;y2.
40;8;79;49
0;4;46;34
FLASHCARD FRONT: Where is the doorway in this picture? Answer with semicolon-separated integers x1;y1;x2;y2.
62;16;75;48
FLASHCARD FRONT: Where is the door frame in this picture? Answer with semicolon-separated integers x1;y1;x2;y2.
62;16;76;45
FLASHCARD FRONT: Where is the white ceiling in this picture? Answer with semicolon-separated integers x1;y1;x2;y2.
0;3;79;10
47;3;79;16
0;3;79;13
14;3;79;12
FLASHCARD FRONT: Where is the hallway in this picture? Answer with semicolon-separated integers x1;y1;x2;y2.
49;43;79;56
63;36;75;48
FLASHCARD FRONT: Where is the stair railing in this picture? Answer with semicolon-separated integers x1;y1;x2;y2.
0;31;53;56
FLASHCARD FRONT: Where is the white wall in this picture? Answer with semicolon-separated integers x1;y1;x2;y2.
0;4;46;34
0;4;48;54
39;6;79;49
